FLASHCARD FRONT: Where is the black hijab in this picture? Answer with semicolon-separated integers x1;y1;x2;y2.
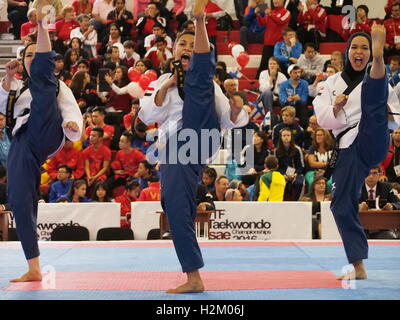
343;32;372;82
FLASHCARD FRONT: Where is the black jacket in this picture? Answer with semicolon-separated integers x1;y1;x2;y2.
359;181;400;209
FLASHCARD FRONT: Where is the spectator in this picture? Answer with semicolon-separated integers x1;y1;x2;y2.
386;55;400;87
130;121;153;154
72;0;94;16
272;106;304;147
69;70;100;113
257;155;286;201
274;128;305;200
16;34;36;60
259;56;288;114
225;188;243;201
135;160;158;190
196;183;216;211
49;165;73;203
359;166;400;239
91;0;115;40
381;128;400;183
71;13;98;59
123;100;140;132
7;0;29;40
84;107;115;148
144;37;173;69
55;6;79;50
69;37;90;61
223;78;239;99
54;53;72;84
138;176;161;201
274;27;303;73
144;22;173;52
59;179;91;203
384;2;400;60
201;167;218;192
135;59;156;75
108;131;146;191
245;130;271;174
0;113;11;169
301;176;332;239
20;8;37;43
46;139;85;181
115;180;141;227
91;180;113;202
180;20;195;33
278;65;309;129
104;46;129;70
297;0;327;48
104;66;132;114
302;114;320;150
305;128;334;193
211;176;229;201
204;0;226;60
323;50;344;72
83;127;112;187
123;40;141;68
349;5;373;36
99;23;123;56
385;0;398;19
297;43;325;83
136;2;165;57
106;0;134;42
309;64;339;98
64;48;80;75
256;0;291;77
239;0;266;51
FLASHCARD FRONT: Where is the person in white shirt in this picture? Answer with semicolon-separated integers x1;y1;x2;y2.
138;0;248;294
91;0;115;39
70;14;98;58
0;0;82;283
313;25;400;281
258;56;287;114
144;22;173;52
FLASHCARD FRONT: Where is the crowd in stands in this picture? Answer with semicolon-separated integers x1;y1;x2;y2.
1;0;400;239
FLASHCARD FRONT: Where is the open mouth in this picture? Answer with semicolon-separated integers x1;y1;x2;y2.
354;57;364;68
180;53;191;67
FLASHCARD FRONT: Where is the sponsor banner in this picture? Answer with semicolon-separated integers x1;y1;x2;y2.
9;203;121;241
131;202;312;240
320;201;341;240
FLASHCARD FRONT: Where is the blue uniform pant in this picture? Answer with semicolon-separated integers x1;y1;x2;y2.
8;52;64;260
160;50;220;273
331;72;389;264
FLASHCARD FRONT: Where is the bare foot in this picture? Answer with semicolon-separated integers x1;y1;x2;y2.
10;270;42;283
371;22;386;59
193;0;208;20
166;280;205;294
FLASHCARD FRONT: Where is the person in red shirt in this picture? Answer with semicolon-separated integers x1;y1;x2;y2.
349;5;373;36
137;176;160;201
20;8;38;42
115;180;141;227
385;0;398;19
297;0;327;48
82;127;112;187
72;0;94;16
144;37;173;69
84;107;115;149
123;100;140;132
385;2;400;61
46;139;85;181
256;0;291;77
55;6;79;49
108;131;146;192
205;0;225;60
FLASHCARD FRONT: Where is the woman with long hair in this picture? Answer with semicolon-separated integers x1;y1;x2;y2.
91;180;112;202
305;128;334;192
64;48;80;75
244;130;271;175
104;65;132;114
69;70;99;112
274;128;305;200
99;23;123;56
69;37;90;60
63;179;91;202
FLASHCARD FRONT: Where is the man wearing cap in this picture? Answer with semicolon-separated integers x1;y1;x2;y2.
279;64;310;129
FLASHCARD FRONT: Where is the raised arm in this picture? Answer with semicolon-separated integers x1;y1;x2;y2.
370;23;386;80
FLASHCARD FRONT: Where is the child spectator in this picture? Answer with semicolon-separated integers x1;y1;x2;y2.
91;180;113;202
115;180;141;227
69;37;90;61
123;40;141;67
46;139;85;181
272;106;304;147
257;155;286;201
274;128;305;201
225;189;243;201
201;167;218;192
297;43;325;83
54;54;72;84
297;0;327;48
138;176;161;201
64;48;80;75
58;179;91;203
144;22;173;52
274;27;303;73
108;131;146;192
49;165;73;203
104;46;129;69
84;107;115;148
106;0;134;42
70;14;98;59
278;65;309;129
83;127;112;187
144;37;173;69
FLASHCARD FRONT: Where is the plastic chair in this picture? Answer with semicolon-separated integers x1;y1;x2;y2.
96;227;134;241
51;226;90;241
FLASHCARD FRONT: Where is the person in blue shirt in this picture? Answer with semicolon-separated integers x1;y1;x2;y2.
279;64;310;129
58;179;91;203
274;27;303;73
49;165;73;203
239;0;266;50
386;55;400;87
0;113;11;168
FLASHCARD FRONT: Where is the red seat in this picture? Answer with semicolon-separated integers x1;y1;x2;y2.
238;79;259;91
319;42;347;55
